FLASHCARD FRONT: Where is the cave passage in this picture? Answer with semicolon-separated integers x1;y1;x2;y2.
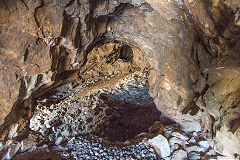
30;42;175;144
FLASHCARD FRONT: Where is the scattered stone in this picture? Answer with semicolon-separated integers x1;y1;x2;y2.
39;144;48;150
188;151;201;160
148;134;171;158
193;132;198;137
170;144;180;152
198;141;210;152
169;137;186;146
55;137;63;145
207;149;217;156
170;132;189;141
4;65;230;159
188;137;196;143
185;145;202;153
171;150;188;160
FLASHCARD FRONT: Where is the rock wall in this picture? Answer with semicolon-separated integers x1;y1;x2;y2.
0;0;240;158
184;0;240;157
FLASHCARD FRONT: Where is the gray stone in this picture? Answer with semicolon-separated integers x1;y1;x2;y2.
3;142;22;159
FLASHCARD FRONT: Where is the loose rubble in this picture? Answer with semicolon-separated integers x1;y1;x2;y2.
0;70;231;159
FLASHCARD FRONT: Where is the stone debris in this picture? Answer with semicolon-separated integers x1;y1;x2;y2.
147;134;171;158
198;140;210;152
169;137;186;146
0;72;230;159
188;137;196;143
185;145;202;153
170;132;189;141
188;151;201;160
171;150;187;160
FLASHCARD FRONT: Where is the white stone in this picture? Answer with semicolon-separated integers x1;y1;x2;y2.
188;137;196;143
185;145;202;153
170;132;189;141
198;141;210;152
172;150;188;160
170;144;180;152
55;137;63;145
192;131;198;136
0;142;3;151
207;149;217;156
148;134;171;158
169;137;185;146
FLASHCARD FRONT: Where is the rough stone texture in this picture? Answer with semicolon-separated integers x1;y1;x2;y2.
183;0;240;157
0;0;240;158
148;134;171;158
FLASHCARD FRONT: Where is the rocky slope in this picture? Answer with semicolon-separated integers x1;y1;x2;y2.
0;0;240;159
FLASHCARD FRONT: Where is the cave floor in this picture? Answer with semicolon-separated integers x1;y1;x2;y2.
5;71;226;160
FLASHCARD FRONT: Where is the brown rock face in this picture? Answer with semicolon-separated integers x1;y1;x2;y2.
0;0;240;158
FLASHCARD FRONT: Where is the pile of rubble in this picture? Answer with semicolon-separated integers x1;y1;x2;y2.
0;72;229;159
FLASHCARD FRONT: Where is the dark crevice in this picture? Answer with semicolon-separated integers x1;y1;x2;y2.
23;45;30;62
20;0;29;10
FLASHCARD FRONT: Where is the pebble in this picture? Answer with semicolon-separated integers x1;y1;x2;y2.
171;132;189;141
198;141;210;152
169;137;185;146
188;137;196;143
171;150;188;160
193;132;198;137
207;149;217;156
55;137;63;145
185;145;202;153
188;151;201;160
